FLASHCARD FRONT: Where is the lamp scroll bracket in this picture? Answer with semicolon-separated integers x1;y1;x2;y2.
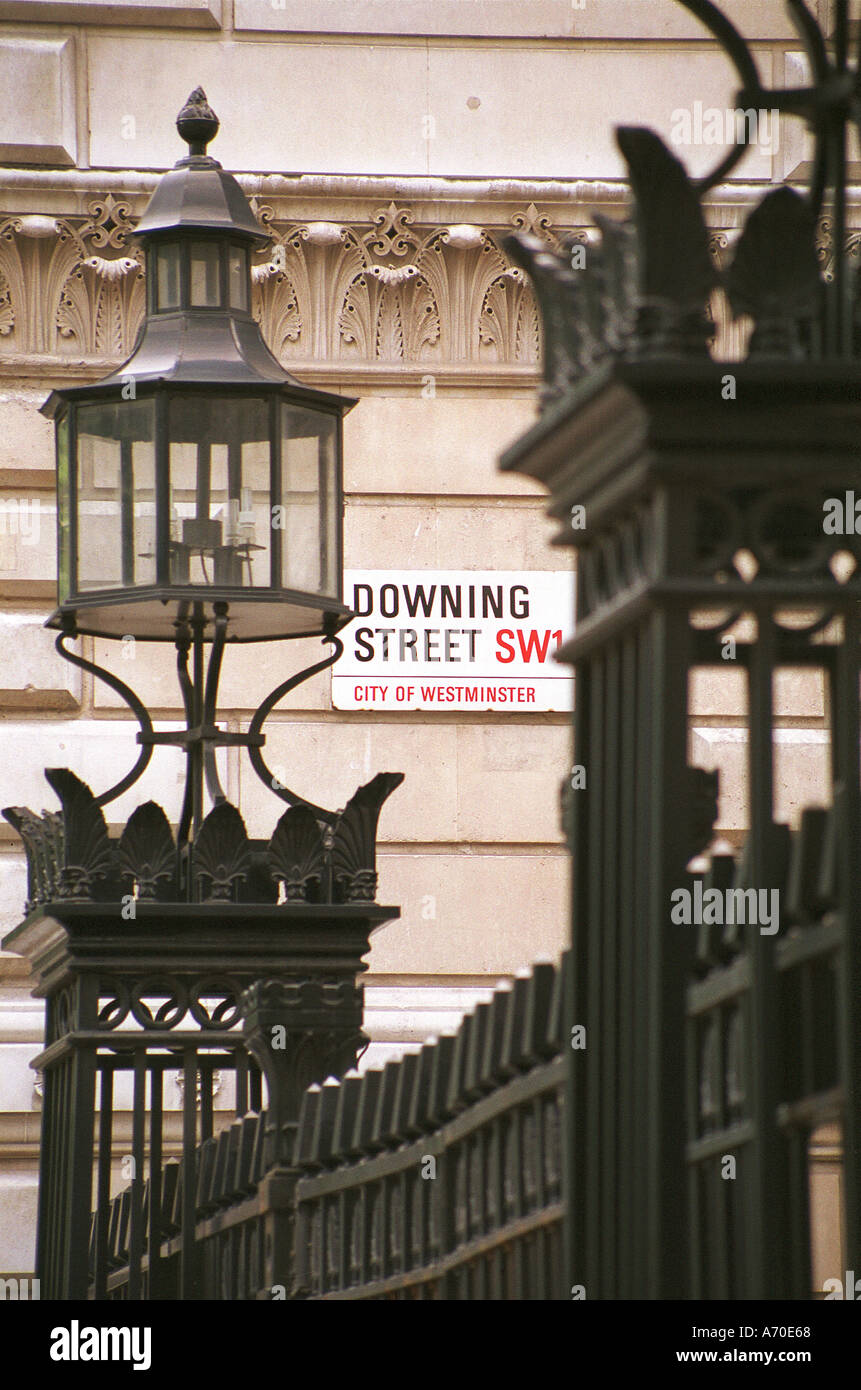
246;628;344;827
55;627;155;808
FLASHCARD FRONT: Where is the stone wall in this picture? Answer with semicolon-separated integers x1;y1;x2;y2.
0;0;842;1272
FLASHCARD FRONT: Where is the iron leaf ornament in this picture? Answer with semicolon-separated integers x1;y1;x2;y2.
615;126;717;355
500;231;601;403
725;187;821;358
589;213;639;354
116;801;177;902
193;802;251;902
5;764;403;909
2;806;56;911
330;772;405;903
44;768;113;900
505;0;861;396
268;804;326;902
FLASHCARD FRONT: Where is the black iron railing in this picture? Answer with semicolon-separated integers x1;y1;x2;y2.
293;960;566;1300
687;796;851;1300
98;960;567;1299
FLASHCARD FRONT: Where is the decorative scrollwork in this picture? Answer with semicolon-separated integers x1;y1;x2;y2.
129;977;189;1030
366;203;415;259
187;976;242;1031
97;980;131;1030
511;202;564;253
82;194;137;251
748;490;834;577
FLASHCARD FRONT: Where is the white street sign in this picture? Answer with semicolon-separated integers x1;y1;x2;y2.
332;570;575;711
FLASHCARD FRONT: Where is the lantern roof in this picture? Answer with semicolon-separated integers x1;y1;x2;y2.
43;314;349;403
134;87;269;245
40;88;355;417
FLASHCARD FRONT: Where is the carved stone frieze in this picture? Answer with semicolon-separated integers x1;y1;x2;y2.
0;191;585;374
0;197;145;360
251;199;543;367
1;182;852;377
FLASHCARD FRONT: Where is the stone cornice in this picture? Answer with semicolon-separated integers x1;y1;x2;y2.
2;168;851;220
0;171;856;382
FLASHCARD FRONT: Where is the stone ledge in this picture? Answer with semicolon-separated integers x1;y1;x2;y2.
0;613;81;712
0;357;541;392
0;0;221;24
0;168;806;215
0;1110;185;1161
0;581;56;602
0;953;31;981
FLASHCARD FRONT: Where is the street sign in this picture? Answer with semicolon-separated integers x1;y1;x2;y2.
332;570;575;711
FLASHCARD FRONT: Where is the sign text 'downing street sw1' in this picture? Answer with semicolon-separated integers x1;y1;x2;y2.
332;570;575;711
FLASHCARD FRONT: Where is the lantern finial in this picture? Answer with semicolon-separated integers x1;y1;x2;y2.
176;86;219;157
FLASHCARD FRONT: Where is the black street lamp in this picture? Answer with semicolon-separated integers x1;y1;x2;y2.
1;89;402;1301
43;87;352;646
34;88;375;855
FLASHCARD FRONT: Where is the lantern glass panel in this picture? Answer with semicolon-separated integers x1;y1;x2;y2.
168;394;271;588
156;244;181;311
56;412;72;604
228;246;248;310
280;404;339;598
75;400;157;592
189;241;221;307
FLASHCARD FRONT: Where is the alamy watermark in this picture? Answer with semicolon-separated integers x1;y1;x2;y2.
0;1274;39;1299
49;1321;151;1370
670;103;780;155
823;492;861;534
823;1271;861;1299
671;883;780;935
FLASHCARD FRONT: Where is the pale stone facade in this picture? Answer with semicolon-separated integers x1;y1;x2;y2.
0;0;844;1283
